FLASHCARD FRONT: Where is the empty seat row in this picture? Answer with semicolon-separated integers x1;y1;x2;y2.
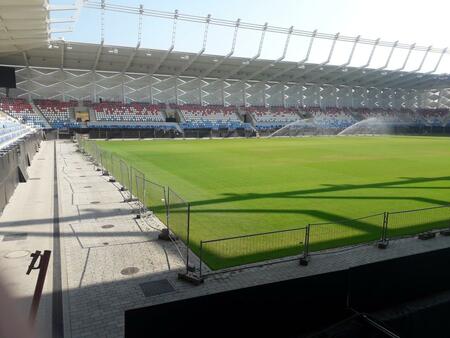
94;102;165;122
35;99;77;127
0;98;47;129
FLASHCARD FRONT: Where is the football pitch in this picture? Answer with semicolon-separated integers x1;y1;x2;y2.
95;136;450;269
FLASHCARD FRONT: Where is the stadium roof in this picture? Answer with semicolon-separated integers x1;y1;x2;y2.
0;0;81;54
1;41;450;91
0;0;51;53
0;1;449;92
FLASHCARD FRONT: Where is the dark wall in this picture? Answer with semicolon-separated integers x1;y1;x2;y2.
0;66;16;88
126;270;350;338
349;246;450;313
0;132;42;214
125;247;450;338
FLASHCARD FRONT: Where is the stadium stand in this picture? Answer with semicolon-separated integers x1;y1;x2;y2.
178;104;249;130
0;113;32;148
35;99;78;128
0;98;47;129
1;97;450;132
417;108;449;126
247;106;300;130
301;107;358;129
357;108;403;123
93;102;166;123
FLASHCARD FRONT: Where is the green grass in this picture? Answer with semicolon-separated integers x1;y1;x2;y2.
94;136;450;269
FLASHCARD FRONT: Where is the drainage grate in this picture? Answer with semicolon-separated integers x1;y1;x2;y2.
121;267;139;276
90;201;101;204
140;279;174;297
79;175;86;177
2;233;28;242
28;178;41;180
103;242;109;246
84;186;92;188
101;224;114;229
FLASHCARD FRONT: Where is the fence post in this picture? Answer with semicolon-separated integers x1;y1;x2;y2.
166;187;171;232
185;203;193;273
109;154;116;182
378;212;389;249
178;202;203;285
101;152;109;176
199;240;203;279
300;224;310;266
96;145;101;171
129;166;134;197
157;186;172;241
119;161;126;192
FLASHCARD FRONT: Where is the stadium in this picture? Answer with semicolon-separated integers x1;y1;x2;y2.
1;0;450;337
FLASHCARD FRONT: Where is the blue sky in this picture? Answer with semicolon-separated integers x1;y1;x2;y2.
49;0;450;73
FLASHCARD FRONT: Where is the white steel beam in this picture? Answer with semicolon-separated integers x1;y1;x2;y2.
270;29;317;81
310;35;360;84
389;47;446;88
200;18;240;79
244;26;293;81
292;32;340;82
22;51;29;67
149;10;178;76
343;41;398;85
325;38;380;85
360;43;416;87
176;14;210;76
92;39;104;71
219;22;268;81
122;42;140;73
60;40;65;69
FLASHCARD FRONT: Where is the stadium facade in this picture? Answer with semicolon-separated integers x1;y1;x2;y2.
1;1;449;108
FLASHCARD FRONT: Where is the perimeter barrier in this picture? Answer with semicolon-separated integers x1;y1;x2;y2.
143;179;167;224
77;137;193;270
77;136;450;281
199;226;307;276
307;213;385;254
385;205;450;239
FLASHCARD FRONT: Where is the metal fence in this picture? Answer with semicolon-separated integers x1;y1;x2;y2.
130;166;145;202
198;205;450;275
385;205;450;240
77;136;450;281
307;213;385;254
199;226;307;275
77;137;193;269
143;179;167;224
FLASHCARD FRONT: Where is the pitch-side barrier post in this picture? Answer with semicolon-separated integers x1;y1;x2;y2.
378;211;389;249
199;240;204;279
300;224;310;266
178;203;203;285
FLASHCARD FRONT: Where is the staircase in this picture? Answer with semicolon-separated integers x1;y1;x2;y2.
171;108;185;123
88;108;97;122
30;101;52;129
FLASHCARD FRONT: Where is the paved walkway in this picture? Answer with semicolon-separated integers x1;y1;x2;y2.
0;140;54;338
2;139;450;337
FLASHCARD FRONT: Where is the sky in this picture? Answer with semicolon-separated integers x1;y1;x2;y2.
49;0;450;73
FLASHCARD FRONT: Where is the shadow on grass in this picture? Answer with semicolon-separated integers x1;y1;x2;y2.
188;176;450;209
144;176;450;271
190;210;450;271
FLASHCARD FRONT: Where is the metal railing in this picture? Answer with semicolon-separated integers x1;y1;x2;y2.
77;137;193;269
308;212;385;253
199;226;307;276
